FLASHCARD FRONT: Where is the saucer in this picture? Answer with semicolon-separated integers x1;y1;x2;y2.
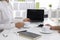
40;30;53;34
40;29;53;34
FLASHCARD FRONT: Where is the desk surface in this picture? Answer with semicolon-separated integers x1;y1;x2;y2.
0;26;60;40
0;18;60;40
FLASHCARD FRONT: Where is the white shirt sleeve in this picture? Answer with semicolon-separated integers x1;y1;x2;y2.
7;3;14;23
0;2;3;23
0;2;15;30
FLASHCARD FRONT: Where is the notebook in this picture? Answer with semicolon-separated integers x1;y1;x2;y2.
17;31;41;40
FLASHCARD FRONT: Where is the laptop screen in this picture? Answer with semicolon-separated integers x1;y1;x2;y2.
27;9;44;22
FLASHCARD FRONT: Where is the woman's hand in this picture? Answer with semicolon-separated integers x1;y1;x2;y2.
50;26;60;30
15;22;24;29
45;24;60;30
23;18;31;22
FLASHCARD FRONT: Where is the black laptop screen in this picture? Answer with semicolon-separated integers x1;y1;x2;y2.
27;9;44;22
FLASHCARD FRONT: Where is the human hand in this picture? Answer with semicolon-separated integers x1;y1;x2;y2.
45;24;57;30
23;18;31;22
15;22;24;29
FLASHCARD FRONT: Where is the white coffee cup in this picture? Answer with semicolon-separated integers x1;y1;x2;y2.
42;26;50;31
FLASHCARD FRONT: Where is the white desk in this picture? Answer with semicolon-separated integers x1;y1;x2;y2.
0;25;60;40
0;19;60;40
28;27;60;40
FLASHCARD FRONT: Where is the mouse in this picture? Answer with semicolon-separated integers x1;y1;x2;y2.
38;24;44;27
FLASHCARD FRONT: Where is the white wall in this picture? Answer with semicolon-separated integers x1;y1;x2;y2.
10;0;35;19
35;0;59;10
10;0;60;19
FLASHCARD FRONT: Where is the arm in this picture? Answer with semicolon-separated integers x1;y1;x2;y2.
45;24;60;30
